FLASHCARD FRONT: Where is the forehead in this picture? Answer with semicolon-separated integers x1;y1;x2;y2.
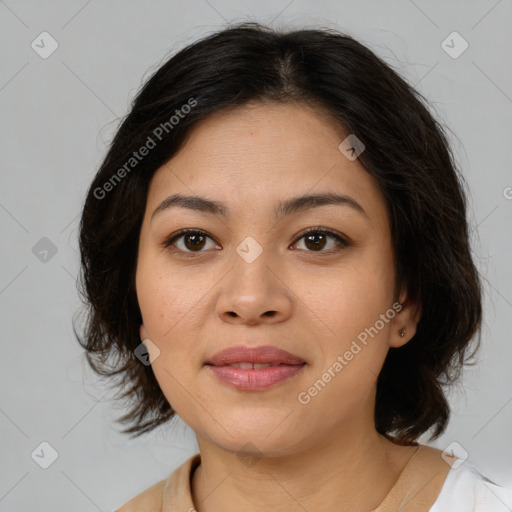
145;101;388;228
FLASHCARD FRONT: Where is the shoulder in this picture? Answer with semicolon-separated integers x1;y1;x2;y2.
430;459;512;512
114;478;166;512
113;453;201;512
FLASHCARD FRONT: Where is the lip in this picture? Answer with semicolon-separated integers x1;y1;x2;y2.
207;365;306;390
205;345;305;366
204;345;306;391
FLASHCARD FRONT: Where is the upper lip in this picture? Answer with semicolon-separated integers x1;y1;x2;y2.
205;345;306;366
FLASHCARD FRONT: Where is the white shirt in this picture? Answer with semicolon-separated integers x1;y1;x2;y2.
430;460;512;511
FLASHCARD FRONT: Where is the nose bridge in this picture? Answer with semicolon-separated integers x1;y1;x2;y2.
216;232;291;322
220;193;287;275
228;200;275;268
231;233;274;289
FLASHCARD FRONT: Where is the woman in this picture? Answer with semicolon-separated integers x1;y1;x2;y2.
76;22;511;511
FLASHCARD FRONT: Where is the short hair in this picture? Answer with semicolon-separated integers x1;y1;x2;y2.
75;21;482;443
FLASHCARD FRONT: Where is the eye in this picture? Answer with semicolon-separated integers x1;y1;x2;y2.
163;229;219;254
292;227;350;253
162;226;350;256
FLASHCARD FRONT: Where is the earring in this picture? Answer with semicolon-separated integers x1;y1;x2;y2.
399;327;406;337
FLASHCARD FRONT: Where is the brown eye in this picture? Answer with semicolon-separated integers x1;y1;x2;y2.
293;228;349;253
163;230;218;253
163;227;349;256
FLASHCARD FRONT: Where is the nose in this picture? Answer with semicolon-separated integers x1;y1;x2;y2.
215;248;293;326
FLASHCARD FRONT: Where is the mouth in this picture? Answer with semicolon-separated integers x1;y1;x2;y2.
204;345;305;367
205;363;306;390
204;345;306;391
209;362;300;369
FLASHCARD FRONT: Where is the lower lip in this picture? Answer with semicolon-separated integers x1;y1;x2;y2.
206;364;306;390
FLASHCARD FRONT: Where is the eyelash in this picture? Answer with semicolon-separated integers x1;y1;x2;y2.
162;226;351;256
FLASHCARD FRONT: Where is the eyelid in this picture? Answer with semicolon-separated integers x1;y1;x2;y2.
162;226;351;254
292;226;350;248
162;228;218;253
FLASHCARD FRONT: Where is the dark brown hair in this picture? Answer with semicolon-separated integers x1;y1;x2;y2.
75;22;482;443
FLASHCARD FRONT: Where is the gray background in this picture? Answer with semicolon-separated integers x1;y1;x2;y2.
1;0;511;510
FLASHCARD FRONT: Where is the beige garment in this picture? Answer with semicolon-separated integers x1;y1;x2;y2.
116;444;458;512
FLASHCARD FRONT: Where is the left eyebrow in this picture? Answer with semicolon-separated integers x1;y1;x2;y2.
150;192;368;223
274;192;368;221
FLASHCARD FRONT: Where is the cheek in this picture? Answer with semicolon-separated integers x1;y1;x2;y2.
136;264;204;415
135;255;214;384
290;250;396;380
136;257;202;338
295;253;394;334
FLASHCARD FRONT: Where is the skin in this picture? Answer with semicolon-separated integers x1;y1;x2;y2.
136;100;422;512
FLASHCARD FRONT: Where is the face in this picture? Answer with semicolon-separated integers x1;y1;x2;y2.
136;101;419;457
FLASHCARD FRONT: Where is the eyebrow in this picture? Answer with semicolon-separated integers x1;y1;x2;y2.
150;192;368;223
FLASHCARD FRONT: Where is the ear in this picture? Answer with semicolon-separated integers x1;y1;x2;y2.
139;323;148;341
390;285;422;348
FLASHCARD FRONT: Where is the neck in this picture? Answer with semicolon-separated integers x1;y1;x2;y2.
191;420;417;512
